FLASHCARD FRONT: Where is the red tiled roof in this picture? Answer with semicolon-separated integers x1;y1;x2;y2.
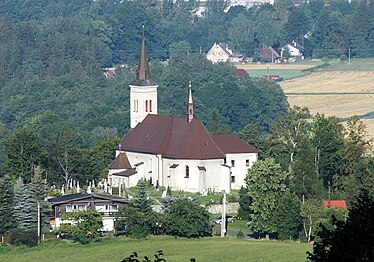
119;114;225;160
212;134;259;154
235;69;247;78
324;200;347;209
108;153;132;169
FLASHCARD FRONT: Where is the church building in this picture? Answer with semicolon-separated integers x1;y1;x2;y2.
108;30;258;193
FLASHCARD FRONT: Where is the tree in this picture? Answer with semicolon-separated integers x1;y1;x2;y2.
115;179;157;238
60;210;103;244
0;174;16;234
269;106;311;173
163;198;211;238
312;114;344;188
237;123;265;155
28;166;50;232
271;191;302;240
237;185;252;220
308;190;374;261
3;127;41;182
300;200;325;242
245;158;288;234
13;177;32;229
283;8;310;44
291;137;324;200
210;109;231;135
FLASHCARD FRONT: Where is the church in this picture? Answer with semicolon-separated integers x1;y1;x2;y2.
107;31;258;193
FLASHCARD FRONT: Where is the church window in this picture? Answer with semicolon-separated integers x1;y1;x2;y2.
149;100;152;112
135;100;139;112
185;166;189;178
133;100;136;112
231;176;235;183
145;100;148;112
231;160;235;167
149;158;152;172
246;159;250;167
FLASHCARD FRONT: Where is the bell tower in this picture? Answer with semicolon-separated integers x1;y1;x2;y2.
129;26;158;128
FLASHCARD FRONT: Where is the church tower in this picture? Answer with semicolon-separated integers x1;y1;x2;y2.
129;26;158;128
187;81;195;123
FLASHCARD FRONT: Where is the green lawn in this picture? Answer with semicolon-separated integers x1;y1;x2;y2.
0;236;311;262
246;69;305;80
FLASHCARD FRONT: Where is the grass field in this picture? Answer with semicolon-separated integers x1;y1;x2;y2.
279;59;374;140
0;237;312;262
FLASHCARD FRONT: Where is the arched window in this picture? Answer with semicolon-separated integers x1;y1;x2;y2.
145;100;148;112
149;158;152;172
185;166;189;178
135;100;139;112
133;100;136;112
149;100;152;112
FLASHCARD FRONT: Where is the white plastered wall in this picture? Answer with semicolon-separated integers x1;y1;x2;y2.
130;84;158;128
225;153;258;190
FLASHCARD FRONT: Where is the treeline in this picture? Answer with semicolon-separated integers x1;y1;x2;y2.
237;107;374;241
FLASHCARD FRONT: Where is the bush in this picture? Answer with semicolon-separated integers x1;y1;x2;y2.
9;228;38;247
236;230;244;239
339;54;348;61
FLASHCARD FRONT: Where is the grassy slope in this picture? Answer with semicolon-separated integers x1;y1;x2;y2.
0;237;311;262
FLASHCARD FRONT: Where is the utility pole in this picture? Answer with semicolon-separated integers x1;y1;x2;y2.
221;190;226;237
37;201;41;244
348;48;351;64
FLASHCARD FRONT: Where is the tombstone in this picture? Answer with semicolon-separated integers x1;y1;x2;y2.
162;190;167;198
61;185;65;195
76;181;80;193
86;185;91;194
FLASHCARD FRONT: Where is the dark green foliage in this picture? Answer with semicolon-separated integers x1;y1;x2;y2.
291;137;324;200
163;198;211;238
0;174;16;234
237;186;252;220
3;127;42;182
28;166;51;232
308;191;374;261
271;192;302;240
312;114;344;188
237;123;265;154
13;177;32;229
115;179;158;238
9;228;38;247
60;210;103;244
245;158;288;234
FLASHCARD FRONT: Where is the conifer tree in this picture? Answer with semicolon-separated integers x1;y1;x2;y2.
0;174;16;234
28;166;50;232
13;177;32;229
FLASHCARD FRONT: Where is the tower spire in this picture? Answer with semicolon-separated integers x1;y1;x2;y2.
135;25;151;82
187;81;195;123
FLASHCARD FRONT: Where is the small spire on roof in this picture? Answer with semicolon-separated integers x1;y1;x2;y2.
187;81;195;123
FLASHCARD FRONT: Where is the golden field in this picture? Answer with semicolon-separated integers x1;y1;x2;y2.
281;70;374;140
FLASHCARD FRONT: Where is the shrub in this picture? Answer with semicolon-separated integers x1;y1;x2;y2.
9;228;38;247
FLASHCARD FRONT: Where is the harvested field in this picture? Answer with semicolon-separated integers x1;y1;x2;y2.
281;70;374;140
236;63;319;70
282;71;374;93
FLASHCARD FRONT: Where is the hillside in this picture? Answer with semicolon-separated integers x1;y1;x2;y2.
280;59;374;140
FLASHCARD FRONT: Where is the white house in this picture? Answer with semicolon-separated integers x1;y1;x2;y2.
282;41;304;60
206;43;243;63
108;31;258;194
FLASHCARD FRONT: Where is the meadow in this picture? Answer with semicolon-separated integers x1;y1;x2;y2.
0;236;312;262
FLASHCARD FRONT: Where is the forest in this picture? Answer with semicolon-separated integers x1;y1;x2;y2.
0;0;372;184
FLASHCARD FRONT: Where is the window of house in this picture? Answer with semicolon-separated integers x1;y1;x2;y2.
145;100;148;112
149;158;153;172
133;100;136;112
185;165;189;178
231;160;235;167
246;159;250;167
231;176;235;183
149;100;152;112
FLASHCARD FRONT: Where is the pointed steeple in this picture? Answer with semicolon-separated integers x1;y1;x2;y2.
187;81;195;123
133;26;157;86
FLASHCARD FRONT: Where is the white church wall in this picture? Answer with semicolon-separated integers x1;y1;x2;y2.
125;151;159;185
226;153;258;190
162;158;230;193
129;85;158;128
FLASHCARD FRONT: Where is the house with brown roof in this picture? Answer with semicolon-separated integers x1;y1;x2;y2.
257;46;280;63
206;43;243;63
108;30;258;193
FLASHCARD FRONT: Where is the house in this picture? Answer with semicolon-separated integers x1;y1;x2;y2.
257;46;280;63
108;31;259;194
323;200;347;210
49;193;129;232
282;41;304;60
206;43;243;63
